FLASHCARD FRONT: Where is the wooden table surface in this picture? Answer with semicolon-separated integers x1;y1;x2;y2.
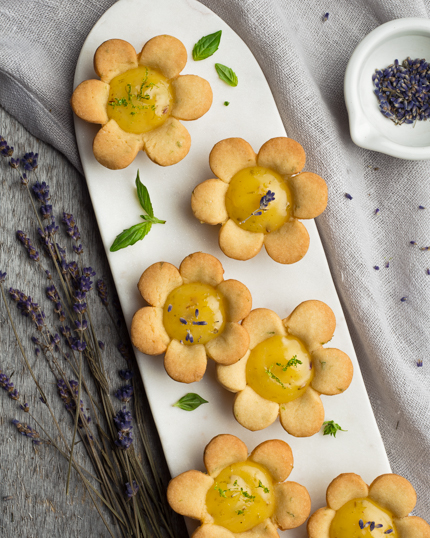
0;106;187;537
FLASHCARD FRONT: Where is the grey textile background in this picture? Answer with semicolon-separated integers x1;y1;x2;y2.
1;0;429;521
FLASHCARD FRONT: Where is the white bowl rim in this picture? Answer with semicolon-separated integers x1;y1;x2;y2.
344;17;430;160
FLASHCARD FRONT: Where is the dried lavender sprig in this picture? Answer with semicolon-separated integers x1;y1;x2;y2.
240;190;276;224
11;419;42;445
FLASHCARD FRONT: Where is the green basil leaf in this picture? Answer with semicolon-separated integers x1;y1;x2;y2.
140;215;166;224
173;393;208;411
215;63;238;87
110;222;152;252
136;170;154;217
192;30;222;61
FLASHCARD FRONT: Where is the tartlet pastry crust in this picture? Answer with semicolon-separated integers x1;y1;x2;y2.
307;472;430;538
191;137;328;263
216;302;353;436
167;434;311;537
72;36;212;169
131;252;251;383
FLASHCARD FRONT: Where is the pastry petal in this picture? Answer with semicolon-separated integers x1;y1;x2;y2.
233;386;279;431
263;220;310;265
257;137;306;176
209;138;257;183
217;280;252;322
326;473;369;510
137;262;183;306
138;35;187;79
279;387;324;437
307;507;336;538
238;520;279;537
142;117;190;166
283;300;336;352
171;75;213;120
191;179;229;225
179;252;224;286
205;322;249;366
249;439;293;482
216;350;249;393
219;219;264;261
311;348;353;395
93;119;142;170
204;434;248;477
71;80;110;124
242;308;285;350
289;172;328;219
368;474;417;518
131;306;170;355
94;39;138;83
164;340;207;383
395;516;430;538
273;482;311;530
192;525;234;538
167;470;213;520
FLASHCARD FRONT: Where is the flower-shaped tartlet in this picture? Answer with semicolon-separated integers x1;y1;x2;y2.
71;35;213;169
307;472;430;538
216;301;353;436
131;252;251;383
191;137;328;263
167;434;311;537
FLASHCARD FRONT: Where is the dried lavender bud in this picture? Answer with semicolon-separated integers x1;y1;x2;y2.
21;152;38;172
73;244;83;255
96;280;108;307
125;480;139;499
373;57;430;125
419;205;426;209
400;297;407;302
345;193;353;200
32;181;49;203
373;266;380;270
0;271;6;283
20;402;30;413
114;407;133;450
0;371;19;400
12;419;41;445
98;341;105;351
322;12;329;22
115;384;134;403
417;360;423;367
119;369;133;380
16;231;40;262
9;157;19;169
57;379;90;427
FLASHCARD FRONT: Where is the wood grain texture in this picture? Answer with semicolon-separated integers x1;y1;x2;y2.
0;106;188;537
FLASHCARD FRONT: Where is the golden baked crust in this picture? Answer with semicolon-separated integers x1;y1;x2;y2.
72;35;212;169
168;435;310;538
217;302;353;437
130;252;252;383
192;137;328;263
308;472;430;538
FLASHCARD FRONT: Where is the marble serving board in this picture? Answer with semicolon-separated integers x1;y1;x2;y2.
73;0;391;535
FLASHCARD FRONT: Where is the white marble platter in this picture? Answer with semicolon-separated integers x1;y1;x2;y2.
73;0;391;535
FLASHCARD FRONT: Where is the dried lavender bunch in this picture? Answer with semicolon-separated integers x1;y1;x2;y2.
0;143;183;538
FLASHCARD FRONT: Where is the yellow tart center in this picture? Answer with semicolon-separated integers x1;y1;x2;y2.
206;461;275;533
330;498;398;538
246;334;313;404
107;66;173;134
225;166;293;234
163;283;226;346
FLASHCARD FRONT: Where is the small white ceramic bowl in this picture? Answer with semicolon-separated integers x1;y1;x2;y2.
345;18;430;160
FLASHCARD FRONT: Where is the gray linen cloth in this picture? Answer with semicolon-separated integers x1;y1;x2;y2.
1;0;429;519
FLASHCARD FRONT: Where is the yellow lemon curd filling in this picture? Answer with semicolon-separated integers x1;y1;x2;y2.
107;66;173;134
246;335;313;404
225;166;293;234
163;283;226;346
330;498;398;538
206;461;275;533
